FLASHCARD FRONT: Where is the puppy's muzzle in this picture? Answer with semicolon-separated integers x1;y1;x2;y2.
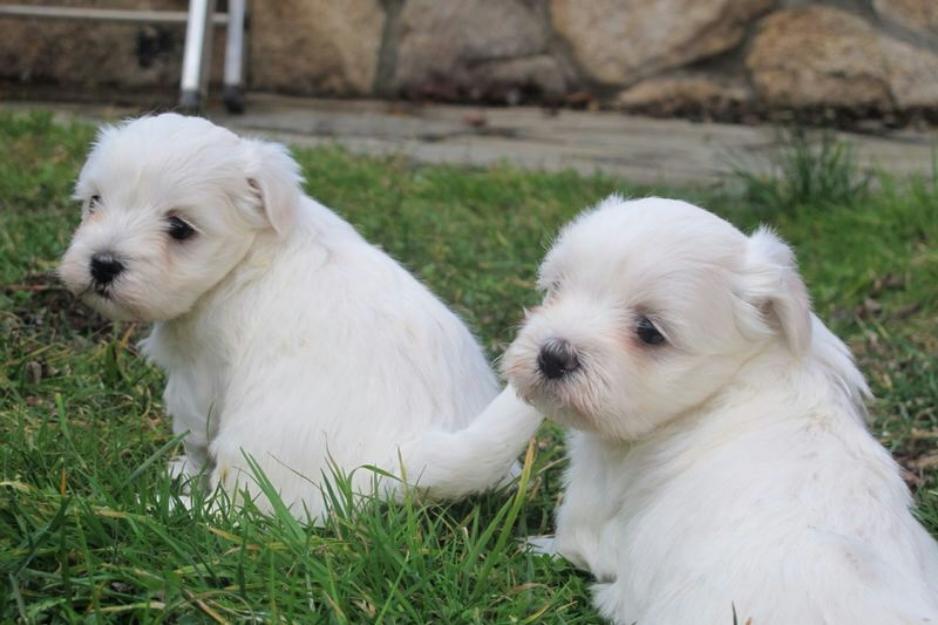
90;252;125;290
538;339;580;380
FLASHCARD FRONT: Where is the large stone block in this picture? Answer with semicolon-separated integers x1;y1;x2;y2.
250;0;384;96
551;0;774;86
0;0;196;89
886;39;938;108
393;0;570;102
747;6;938;110
874;0;938;38
616;73;752;117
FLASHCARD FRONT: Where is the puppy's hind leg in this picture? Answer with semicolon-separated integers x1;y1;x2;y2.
395;385;543;500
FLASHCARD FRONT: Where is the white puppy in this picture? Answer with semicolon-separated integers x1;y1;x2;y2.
59;113;540;519
503;196;938;624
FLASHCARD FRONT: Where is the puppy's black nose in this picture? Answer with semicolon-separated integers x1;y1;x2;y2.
90;253;124;286
538;339;580;380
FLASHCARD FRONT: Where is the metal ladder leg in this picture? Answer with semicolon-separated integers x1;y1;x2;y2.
178;0;217;112
222;0;246;113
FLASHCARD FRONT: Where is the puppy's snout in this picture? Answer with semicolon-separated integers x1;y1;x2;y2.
538;339;580;380
90;252;125;286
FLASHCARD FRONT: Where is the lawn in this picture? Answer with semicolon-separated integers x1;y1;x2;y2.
1;111;936;623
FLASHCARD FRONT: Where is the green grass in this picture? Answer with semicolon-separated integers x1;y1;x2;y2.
731;128;873;216
1;111;936;623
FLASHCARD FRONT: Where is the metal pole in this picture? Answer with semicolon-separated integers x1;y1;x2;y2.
178;0;217;112
222;0;246;113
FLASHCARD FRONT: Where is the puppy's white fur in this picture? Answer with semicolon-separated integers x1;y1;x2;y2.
503;196;938;624
60;113;540;520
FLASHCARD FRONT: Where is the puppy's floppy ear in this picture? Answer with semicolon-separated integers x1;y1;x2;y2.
241;138;304;236
737;226;812;355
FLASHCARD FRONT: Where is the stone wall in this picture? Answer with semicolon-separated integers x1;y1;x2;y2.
1;0;937;121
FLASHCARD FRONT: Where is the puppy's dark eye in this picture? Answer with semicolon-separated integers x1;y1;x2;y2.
167;216;196;241
636;316;666;346
88;194;101;212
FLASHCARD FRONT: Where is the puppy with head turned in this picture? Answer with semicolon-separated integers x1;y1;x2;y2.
503;196;938;625
59;113;541;519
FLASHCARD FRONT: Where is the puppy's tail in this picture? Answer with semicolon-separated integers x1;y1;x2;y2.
393;385;543;500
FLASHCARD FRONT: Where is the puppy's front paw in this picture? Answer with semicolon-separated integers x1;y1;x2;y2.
167;456;186;480
170;493;194;512
167;455;197;481
166;455;209;495
524;534;559;557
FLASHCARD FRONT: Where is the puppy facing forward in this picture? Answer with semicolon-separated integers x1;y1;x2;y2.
504;196;938;624
59;113;540;519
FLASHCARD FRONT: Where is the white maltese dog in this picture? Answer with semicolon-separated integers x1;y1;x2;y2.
503;196;938;624
59;113;541;519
